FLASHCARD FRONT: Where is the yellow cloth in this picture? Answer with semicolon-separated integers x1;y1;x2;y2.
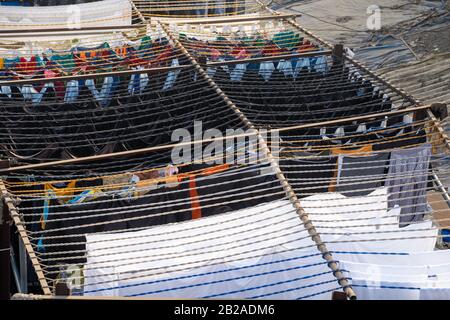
44;180;77;202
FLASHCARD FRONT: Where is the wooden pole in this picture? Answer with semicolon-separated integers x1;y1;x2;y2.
0;181;51;295
157;13;300;25
0;24;145;34
332;43;344;66
129;0;147;24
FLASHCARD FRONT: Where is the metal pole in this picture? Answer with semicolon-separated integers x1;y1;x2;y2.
158;19;357;300
10;247;22;294
19;238;28;294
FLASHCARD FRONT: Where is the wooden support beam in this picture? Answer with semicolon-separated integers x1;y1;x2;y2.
157;13;300;25
0;181;51;295
208;50;332;66
129;0;148;24
0;25;146;35
332;44;344;65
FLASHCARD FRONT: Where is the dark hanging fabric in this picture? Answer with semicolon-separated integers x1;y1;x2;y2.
336;152;390;197
279;151;338;197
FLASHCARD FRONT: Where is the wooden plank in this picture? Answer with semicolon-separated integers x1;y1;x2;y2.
427;191;450;229
0;180;51;295
157;13;300;25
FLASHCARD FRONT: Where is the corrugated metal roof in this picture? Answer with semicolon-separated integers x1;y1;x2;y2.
379;52;450;105
276;0;450;106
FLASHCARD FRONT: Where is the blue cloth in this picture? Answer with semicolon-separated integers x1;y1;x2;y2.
64;80;79;103
442;229;450;243
206;67;217;78
195;2;207;16
20;82;54;104
258;61;275;81
162;59;181;91
1;1;32;5
277;59;294;77
0;85;12;98
37;190;53;252
128;67;149;95
67;190;95;204
85;76;116;107
293;58;311;78
313;56;328;73
71;42;110;53
230;63;247;82
214;0;226;15
4;57;20;69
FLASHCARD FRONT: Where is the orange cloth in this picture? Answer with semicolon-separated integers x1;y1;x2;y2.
177;164;231;219
189;176;202;220
331;145;373;156
115;47;127;58
44;180;77;200
79;51;87;61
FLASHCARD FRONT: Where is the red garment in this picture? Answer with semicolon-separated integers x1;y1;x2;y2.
17;56;38;74
43;67;65;98
297;40;318;52
210;48;221;61
261;44;285;56
230;47;250;59
153;47;172;65
73;54;88;69
125;54;148;68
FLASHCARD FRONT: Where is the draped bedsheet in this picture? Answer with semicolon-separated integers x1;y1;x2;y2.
0;0;131;30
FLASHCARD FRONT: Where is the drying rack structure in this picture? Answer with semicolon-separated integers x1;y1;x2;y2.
0;0;448;300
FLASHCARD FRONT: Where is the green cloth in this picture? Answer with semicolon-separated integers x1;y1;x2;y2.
51;54;75;70
243;36;266;47
138;36;152;51
273;31;300;49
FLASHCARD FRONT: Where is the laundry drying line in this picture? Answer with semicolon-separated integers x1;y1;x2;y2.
0;103;434;175
1;1;448;300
